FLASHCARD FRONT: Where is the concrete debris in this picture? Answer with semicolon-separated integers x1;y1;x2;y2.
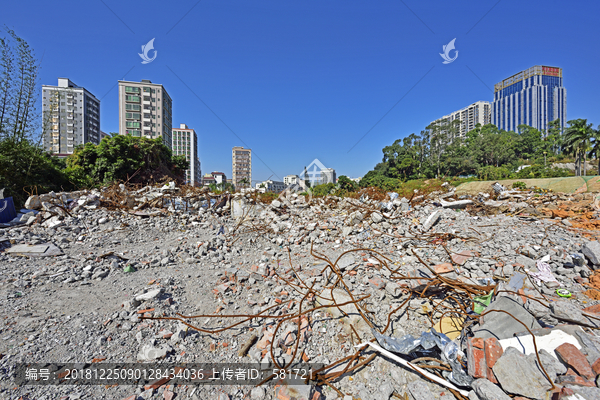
440;198;473;209
3;182;600;399
492;347;553;399
582;240;600;267
473;296;541;340
4;243;63;257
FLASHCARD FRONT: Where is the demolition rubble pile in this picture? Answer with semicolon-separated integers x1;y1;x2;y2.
2;181;600;399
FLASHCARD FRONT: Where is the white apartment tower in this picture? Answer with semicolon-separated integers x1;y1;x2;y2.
42;78;100;155
430;101;491;139
118;79;173;148
232;146;251;189
172;124;201;186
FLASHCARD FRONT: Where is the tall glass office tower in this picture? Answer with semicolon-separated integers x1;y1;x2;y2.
493;65;566;134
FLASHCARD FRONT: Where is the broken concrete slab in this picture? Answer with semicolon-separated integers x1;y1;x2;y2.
471;378;511;400
492;347;553;400
4;243;63;257
440;199;473;209
536;348;567;381
421;211;440;231
550;301;598;327
474;296;541;340
582;240;600;266
135;288;163;302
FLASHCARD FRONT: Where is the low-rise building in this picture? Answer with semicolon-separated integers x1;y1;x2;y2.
202;174;216;186
211;172;227;185
202;172;227;187
284;175;299;186
255;180;286;193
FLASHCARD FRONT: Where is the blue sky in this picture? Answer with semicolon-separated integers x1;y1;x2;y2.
3;1;600;182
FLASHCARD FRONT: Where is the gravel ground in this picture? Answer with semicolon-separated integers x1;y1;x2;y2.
2;186;600;400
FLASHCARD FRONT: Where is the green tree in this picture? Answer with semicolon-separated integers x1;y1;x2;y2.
0;137;72;206
588;126;600;175
564;119;594;176
0;27;40;142
66;135;188;185
239;177;249;189
426;119;459;178
337;175;358;191
547;119;563;155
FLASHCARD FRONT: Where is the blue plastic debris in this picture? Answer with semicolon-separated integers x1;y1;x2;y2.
0;197;17;223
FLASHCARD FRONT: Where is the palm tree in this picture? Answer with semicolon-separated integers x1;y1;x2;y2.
588;127;600;175
564;119;594;176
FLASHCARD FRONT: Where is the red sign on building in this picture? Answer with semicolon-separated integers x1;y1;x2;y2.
542;67;560;76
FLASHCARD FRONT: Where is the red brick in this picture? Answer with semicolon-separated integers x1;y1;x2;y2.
451;250;473;265
368;277;386;290
583;304;600;316
467;337;486;379
434;263;454;274
256;331;274;350
144;376;170;390
592;357;600;376
555;343;595;380
484;337;504;383
471;337;484;349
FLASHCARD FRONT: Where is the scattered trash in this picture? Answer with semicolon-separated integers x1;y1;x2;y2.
123;265;136;273
492;182;506;193
473;291;494;314
556;288;572;298
528;260;562;287
0;196;17;224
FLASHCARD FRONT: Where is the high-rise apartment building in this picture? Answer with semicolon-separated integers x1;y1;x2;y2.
430;101;491;139
493;65;566;134
321;168;337;184
118;79;173;148
232;146;251;189
172;124;201;186
42;78;100;155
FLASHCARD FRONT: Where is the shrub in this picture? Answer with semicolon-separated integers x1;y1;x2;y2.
0;138;73;207
476;165;512;181
512;181;526;190
514;164;571;179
